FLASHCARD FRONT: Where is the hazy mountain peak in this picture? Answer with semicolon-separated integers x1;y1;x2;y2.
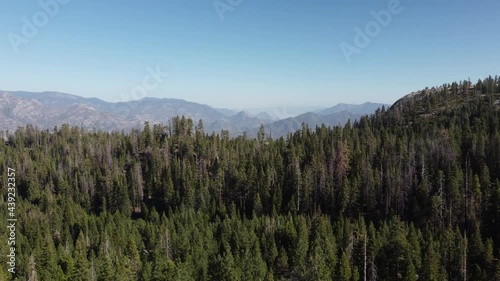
318;102;388;115
0;90;385;137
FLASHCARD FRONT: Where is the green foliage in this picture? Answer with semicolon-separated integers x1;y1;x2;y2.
0;77;499;280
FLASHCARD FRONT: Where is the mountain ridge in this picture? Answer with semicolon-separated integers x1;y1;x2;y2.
0;90;387;136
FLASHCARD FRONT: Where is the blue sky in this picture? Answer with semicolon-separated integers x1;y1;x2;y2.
1;0;499;109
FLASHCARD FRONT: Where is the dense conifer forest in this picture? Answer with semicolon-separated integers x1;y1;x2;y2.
1;76;500;280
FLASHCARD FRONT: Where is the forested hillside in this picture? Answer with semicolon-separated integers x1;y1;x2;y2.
1;76;500;280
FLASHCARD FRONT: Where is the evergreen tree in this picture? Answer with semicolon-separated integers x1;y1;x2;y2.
70;233;91;281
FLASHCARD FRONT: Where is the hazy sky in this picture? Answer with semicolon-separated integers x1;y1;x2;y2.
1;0;499;109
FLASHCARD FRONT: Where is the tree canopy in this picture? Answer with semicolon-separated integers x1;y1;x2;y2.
1;76;500;280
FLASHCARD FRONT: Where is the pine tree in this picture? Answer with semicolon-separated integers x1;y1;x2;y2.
70;232;91;281
338;252;352;281
97;253;114;281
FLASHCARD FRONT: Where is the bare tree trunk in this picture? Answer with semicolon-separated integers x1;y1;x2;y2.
463;155;469;281
364;232;367;281
91;259;96;281
295;161;301;212
28;254;37;281
371;256;377;281
463;232;467;281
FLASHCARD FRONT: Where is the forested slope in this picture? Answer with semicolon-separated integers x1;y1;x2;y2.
1;76;500;280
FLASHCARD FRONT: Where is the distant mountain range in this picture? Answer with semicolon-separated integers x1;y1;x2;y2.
0;91;388;137
316;102;387;115
257;111;361;138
